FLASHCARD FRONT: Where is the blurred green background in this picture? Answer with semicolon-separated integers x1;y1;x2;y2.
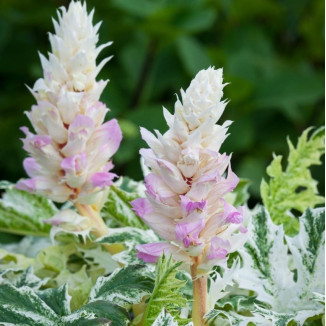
0;0;324;203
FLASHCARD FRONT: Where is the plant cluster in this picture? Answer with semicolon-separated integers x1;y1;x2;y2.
0;2;324;326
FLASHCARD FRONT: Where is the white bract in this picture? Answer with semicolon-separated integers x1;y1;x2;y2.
17;2;122;207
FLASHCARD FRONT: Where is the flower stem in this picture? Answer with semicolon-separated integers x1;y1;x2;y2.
75;203;108;238
75;203;123;256
191;262;207;326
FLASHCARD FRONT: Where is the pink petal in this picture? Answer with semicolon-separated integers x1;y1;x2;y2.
131;198;154;218
16;179;36;192
90;172;116;188
23;158;40;178
175;218;206;248
61;153;87;174
206;236;231;260
136;242;172;263
180;195;206;214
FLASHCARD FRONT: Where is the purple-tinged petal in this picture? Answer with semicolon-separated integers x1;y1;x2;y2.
206;236;231;260
136;242;171;263
90;119;122;157
136;242;191;263
90;172;116;188
23;158;40;178
61;153;87;174
175;218;205;248
131;198;153;218
16;179;36;192
224;201;243;224
180;195;206;215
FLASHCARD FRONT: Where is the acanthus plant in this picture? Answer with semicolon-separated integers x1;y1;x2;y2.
131;67;248;324
16;1;122;240
0;2;324;326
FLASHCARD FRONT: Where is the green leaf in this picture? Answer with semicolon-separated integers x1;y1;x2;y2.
0;266;47;290
98;227;160;265
65;300;130;326
102;182;147;229
152;309;178;326
233;207;325;325
0;283;130;326
176;36;211;75
89;264;154;307
143;254;188;326
0;247;34;270
0;183;57;237
261;127;325;235
36;284;71;316
205;308;269;326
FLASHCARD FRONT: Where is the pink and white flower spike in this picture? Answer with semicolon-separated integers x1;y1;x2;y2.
131;67;248;272
16;2;122;207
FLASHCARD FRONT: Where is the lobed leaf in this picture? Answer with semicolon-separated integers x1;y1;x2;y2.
233;206;325;325
261;127;325;235
0;283;130;326
143;254;189;326
0;183;57;237
101;181;147;229
98;227;159;265
89;264;154;307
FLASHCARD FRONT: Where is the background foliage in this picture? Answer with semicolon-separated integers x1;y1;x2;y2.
0;0;324;203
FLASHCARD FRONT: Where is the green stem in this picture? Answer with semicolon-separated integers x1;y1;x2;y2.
191;263;207;326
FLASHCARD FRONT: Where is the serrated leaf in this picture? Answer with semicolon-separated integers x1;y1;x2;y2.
0;283;129;326
64;300;129;326
89;264;154;307
33;243;100;311
152;309;178;326
0;266;47;290
143;254;188;326
233;207;325;325
98;227;159;265
0;183;57;237
102;184;147;229
261;127;325;235
215;295;256;312
0;247;33;270
36;284;71;316
205;308;272;326
207;258;240;310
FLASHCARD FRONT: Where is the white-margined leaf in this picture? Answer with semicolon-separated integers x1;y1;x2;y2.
152;309;179;326
0;182;57;237
0;283;130;326
205;308;272;326
89;264;154;307
98;227;159;265
101;177;147;229
233;206;325;325
0;266;47;290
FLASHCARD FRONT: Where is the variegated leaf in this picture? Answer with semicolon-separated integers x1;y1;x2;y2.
0;183;57;237
89;264;154;307
0;283;129;326
233;207;325;325
98;227;159;265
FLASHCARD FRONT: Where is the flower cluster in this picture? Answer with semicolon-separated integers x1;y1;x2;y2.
131;68;247;271
17;2;122;205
